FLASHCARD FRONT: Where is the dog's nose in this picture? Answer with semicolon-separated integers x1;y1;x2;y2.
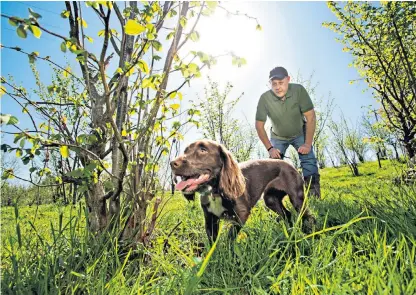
170;159;180;169
170;157;186;169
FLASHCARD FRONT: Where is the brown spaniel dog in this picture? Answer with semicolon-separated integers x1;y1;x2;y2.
170;140;314;243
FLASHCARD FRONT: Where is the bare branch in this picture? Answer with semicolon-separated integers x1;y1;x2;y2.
1;45;85;85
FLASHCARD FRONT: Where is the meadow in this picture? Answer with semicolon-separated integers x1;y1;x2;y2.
1;160;416;294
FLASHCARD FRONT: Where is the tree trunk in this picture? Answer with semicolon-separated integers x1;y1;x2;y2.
109;2;137;223
87;182;108;232
403;137;415;159
393;143;400;161
350;163;360;176
376;151;382;168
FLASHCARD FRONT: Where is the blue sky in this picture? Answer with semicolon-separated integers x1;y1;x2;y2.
1;1;378;173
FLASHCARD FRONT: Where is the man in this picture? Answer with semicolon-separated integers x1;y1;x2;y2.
255;66;321;198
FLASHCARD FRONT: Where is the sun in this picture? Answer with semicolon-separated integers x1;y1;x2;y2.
186;3;265;81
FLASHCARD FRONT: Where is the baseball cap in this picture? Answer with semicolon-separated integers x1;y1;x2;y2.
269;67;288;80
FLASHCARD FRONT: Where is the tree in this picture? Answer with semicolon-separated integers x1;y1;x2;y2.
344;123;368;163
292;72;335;169
324;1;416;159
328;114;360;176
196;78;257;162
1;2;254;242
361;106;403;166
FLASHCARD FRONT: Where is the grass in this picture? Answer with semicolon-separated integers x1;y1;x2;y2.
1;160;416;294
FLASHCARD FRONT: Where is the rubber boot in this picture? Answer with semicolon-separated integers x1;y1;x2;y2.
304;174;321;199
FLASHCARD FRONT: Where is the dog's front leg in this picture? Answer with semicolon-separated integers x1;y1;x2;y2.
229;204;250;240
203;206;220;244
228;222;242;241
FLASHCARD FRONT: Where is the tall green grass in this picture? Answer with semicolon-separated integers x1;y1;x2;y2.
1;160;416;294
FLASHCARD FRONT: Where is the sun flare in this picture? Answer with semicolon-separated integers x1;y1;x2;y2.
187;3;265;81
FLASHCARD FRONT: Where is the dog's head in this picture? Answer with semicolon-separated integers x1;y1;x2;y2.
170;140;246;200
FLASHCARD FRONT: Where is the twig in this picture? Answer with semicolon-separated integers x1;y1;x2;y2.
1;45;85;85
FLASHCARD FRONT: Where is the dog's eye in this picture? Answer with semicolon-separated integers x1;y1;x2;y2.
199;146;207;152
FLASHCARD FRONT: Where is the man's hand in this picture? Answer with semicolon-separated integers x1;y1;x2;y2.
269;148;282;159
298;144;311;155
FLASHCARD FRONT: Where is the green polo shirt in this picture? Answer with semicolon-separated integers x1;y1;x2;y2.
256;83;314;140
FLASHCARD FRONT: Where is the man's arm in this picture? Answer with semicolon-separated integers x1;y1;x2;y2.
255;120;281;159
298;109;316;154
255;121;272;149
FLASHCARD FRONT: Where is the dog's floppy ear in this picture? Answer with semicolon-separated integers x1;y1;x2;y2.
218;144;246;199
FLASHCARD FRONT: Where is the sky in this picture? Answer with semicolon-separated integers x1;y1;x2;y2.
1;1;378;179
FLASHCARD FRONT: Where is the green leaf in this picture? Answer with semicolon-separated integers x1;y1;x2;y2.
8;116;19;125
85;162;97;172
110;29;119;36
0;114;18;125
16;149;22;157
63;67;72;78
138;60;150;74
182;69;190;78
8;18;18;27
47;85;55;94
256;24;262;31
60;41;67;52
85;1;99;9
61;10;70;18
206;1;218;9
17;25;27;39
188;63;199;74
29;25;42;38
85;36;93;43
147;33;156;40
170;104;180;111
60;146;69;158
97;1;113;9
180;16;187;28
141;78;152;89
169;9;178;17
124;19;146;36
28;8;42;19
2;169;14;180
166;32;175;40
197;51;210;62
98;29;106;37
66;169;83;178
81;19;88;28
0;86;6;97
126;66;135;77
22;156;31;165
189;31;199;42
151;40;162;51
73;49;86;55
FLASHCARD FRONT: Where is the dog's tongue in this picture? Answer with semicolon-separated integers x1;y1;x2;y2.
175;174;209;191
